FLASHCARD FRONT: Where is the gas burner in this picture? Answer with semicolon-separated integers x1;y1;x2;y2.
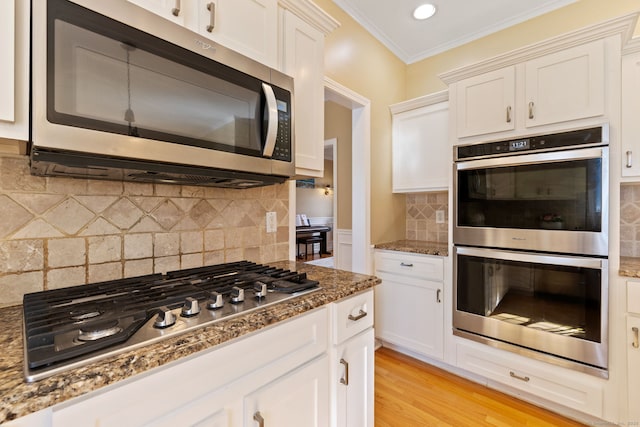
77;320;122;342
23;261;320;382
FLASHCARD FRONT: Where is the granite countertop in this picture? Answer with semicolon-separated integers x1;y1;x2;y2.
0;261;380;424
374;240;449;257
620;257;640;278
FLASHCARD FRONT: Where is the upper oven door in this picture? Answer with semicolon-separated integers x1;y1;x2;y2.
32;0;294;176
454;146;608;256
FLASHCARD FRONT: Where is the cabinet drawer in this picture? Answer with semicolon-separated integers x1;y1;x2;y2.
456;340;604;418
375;250;443;281
332;291;374;345
628;281;640;314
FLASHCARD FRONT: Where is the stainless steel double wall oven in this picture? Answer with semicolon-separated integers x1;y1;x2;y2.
453;125;609;377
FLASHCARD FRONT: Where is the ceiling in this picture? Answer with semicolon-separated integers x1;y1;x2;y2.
332;0;577;64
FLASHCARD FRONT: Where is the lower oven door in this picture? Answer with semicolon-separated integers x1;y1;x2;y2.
453;246;608;376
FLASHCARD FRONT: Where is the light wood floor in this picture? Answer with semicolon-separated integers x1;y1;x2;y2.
375;347;587;427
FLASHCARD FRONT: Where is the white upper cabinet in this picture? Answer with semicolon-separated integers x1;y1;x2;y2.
622;46;640;178
193;0;278;69
456;67;515;138
0;0;29;141
127;0;278;68
524;40;605;128
453;39;606;139
391;92;449;193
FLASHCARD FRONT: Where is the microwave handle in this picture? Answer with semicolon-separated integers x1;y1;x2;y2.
262;83;278;158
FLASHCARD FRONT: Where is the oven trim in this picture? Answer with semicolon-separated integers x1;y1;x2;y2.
453;146;609;256
452;246;609;378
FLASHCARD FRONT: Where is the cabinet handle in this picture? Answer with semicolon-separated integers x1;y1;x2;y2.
506;106;512;123
436;289;442;303
348;309;367;321
206;2;216;32
340;358;350;385
400;262;413;267
171;0;181;16
528;102;535;119
633;327;639;349
627;150;633;168
509;371;530;382
254;411;265;427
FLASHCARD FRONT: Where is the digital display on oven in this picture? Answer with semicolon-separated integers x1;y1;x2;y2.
509;139;530;151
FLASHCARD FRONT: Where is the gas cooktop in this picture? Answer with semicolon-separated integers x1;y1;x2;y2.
22;261;320;382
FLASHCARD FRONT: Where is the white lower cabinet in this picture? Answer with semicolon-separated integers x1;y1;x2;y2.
330;291;375;427
627;315;640;424
456;339;605;418
374;250;444;361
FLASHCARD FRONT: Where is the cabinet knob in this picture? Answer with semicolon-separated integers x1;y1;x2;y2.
627;150;633;168
206;2;216;32
171;0;181;16
528;101;535;119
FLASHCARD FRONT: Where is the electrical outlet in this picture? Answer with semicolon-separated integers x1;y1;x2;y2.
436;210;445;224
266;212;277;233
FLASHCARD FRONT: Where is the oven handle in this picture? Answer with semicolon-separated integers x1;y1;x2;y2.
262;83;278;158
455;146;607;170
455;246;605;270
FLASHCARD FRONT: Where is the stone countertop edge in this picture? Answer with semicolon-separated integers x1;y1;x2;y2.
620;256;640;278
374;240;449;257
0;261;380;424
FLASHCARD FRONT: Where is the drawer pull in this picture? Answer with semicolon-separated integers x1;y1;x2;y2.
400;262;414;267
436;289;441;303
509;371;530;382
506;105;512;123
340;358;349;386
206;2;216;32
253;411;265;427
171;0;181;16
348;309;367;321
528;101;535;119
627;150;633;168
633;327;639;349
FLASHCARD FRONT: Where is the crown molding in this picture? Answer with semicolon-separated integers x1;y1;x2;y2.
389;90;448;114
279;0;340;35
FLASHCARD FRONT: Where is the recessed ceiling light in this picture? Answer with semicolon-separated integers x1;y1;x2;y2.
413;3;436;20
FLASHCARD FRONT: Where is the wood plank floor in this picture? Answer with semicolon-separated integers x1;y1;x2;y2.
375;347;587;427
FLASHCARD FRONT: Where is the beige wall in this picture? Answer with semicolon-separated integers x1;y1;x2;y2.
324;101;352;229
315;0;408;244
406;0;640;98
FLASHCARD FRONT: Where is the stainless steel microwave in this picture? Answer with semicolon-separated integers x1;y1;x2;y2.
31;0;295;188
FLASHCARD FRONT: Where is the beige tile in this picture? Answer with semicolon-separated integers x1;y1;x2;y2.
0;272;44;307
88;262;123;283
173;198;199;213
89;235;122;264
225;248;243;263
621;203;640;224
10;193;65;214
181;253;203;269
154;256;180;274
80;218;121;236
48;238;86;268
150;200;183;230
75;195;119;214
189;200;217;228
128;217;164;233
0;194;33;238
87;180;123;195
12;219;64;239
44;198;95;235
181;231;203;254
124;182;153;196
155;233;180;257
204;250;225;266
104;198;144;230
131;196;165;213
0;156;46;192
0;240;44;272
46;176;88;194
155;184;181;197
204;229;225;251
124;259;154;277
244;246;261;263
47;267;86;290
124;233;153;260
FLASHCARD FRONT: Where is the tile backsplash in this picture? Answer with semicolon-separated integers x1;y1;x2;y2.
406;191;448;243
0;155;289;307
621;183;640;257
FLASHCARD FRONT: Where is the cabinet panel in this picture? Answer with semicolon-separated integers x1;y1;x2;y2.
392;100;449;193
375;250;444;282
525;40;605;128
622;51;640;177
456;67;515;138
332;290;374;345
281;10;325;177
627;315;640;423
244;355;329;427
334;329;374;427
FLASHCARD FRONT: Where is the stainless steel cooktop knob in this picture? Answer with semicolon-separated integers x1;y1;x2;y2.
230;286;245;303
254;282;268;299
207;291;224;310
181;297;201;317
153;306;176;328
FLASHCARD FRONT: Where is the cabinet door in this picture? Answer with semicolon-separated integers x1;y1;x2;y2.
194;0;277;68
244;355;329;427
374;272;444;360
525;40;605;128
281;10;325;178
622;51;640;177
392;101;449;193
628;316;640;423
456;67;515;138
126;0;186;25
334;329;374;427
